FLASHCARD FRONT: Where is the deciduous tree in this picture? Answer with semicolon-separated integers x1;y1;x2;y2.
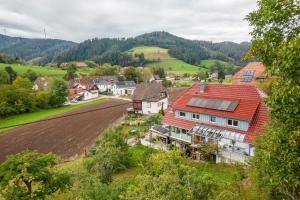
49;79;68;107
0;151;71;200
246;0;300;199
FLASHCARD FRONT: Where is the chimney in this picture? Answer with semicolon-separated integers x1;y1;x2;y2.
199;80;206;93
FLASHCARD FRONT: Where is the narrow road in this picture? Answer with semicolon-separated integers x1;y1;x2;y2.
0;99;129;162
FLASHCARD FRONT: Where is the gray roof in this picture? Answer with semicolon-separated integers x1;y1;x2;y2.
116;81;136;88
133;82;168;102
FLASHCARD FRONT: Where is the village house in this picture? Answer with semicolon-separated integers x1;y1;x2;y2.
112;81;136;96
69;78;99;101
74;62;88;68
151;82;268;163
92;76;117;94
69;76;136;99
33;77;52;91
131;82;168;115
232;62;267;85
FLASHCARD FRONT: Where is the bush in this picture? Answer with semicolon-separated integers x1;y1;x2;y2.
36;91;52;108
162;79;172;88
86;129;131;184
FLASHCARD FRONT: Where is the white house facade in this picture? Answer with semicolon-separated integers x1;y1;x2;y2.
154;83;268;164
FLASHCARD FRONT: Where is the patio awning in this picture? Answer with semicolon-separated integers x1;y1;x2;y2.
189;125;245;142
150;125;169;138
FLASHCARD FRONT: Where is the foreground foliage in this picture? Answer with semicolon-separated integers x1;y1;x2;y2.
247;0;300;199
124;150;216;200
0;151;71;200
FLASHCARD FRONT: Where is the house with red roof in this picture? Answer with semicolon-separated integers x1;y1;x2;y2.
155;82;268;163
232;62;267;85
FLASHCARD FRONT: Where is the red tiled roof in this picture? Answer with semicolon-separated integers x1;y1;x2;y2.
75;62;88;68
68;88;84;99
172;84;261;121
163;83;268;143
232;62;266;85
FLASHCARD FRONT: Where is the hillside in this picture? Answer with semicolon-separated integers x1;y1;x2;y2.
0;34;76;64
0;63;93;78
0;32;250;66
129;46;240;75
128;46;174;61
128;46;204;74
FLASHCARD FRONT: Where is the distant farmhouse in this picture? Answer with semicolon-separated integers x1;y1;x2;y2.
151;82;268;163
68;76;136;101
33;77;52;91
69;78;99;101
131;82;168;115
59;61;88;68
232;62;267;85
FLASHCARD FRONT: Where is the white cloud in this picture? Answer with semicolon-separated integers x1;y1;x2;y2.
0;0;257;42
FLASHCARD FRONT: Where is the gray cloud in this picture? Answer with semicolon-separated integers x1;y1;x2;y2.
0;0;257;42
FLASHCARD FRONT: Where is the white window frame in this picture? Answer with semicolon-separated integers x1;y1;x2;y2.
210;116;217;123
192;113;200;120
179;111;186;117
146;102;151;108
228;119;239;127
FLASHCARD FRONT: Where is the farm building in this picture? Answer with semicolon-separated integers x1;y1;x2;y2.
151;82;268;163
74;62;88;68
112;81;136;96
232;62;267;85
69;76;136;97
131;82;168;115
69;78;99;101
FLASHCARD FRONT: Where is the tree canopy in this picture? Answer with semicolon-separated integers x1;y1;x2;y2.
0;150;71;200
246;0;300;199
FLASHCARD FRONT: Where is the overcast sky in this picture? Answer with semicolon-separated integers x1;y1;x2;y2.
0;0;257;43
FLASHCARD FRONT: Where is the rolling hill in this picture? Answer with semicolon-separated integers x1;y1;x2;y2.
128;46;203;74
0;63;93;78
128;46;239;75
0;34;76;64
0;32;250;67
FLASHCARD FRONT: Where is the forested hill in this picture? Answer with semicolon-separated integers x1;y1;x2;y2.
0;34;76;64
55;32;250;66
0;32;250;66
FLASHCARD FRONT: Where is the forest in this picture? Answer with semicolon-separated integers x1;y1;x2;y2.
0;32;250;66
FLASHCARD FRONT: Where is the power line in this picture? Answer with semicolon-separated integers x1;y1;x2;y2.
0;94;164;130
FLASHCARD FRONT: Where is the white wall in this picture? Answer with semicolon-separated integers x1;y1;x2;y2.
112;86;135;96
175;110;249;131
82;90;98;101
142;98;168;115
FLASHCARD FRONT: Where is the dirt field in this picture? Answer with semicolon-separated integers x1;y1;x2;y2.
0;88;187;162
0;99;129;162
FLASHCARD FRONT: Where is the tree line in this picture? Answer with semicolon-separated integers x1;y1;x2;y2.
0;66;68;117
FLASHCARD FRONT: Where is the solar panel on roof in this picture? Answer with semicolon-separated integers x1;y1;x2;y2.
240;76;253;82
243;70;255;76
187;98;239;112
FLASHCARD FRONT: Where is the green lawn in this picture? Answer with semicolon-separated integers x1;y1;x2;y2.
0;63;93;78
146;60;205;74
128;46;173;61
192;162;239;185
129;46;205;74
0;97;105;133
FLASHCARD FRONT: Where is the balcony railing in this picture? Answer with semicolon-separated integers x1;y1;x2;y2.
222;144;248;155
170;132;192;143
